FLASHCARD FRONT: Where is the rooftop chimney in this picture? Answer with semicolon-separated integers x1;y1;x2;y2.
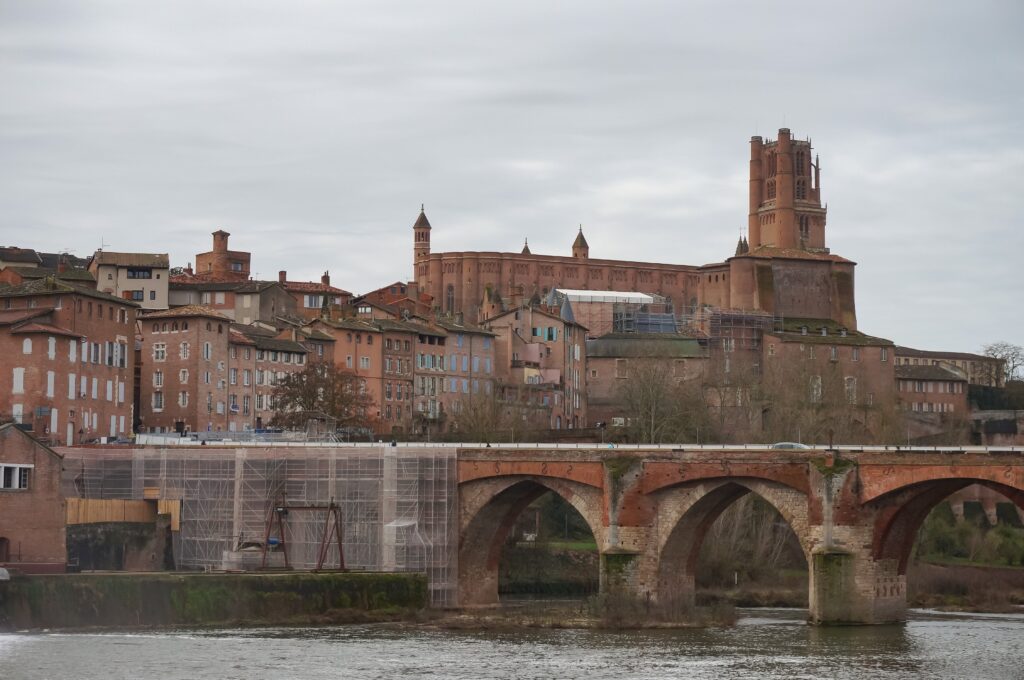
321;271;330;286
278;270;287;283
212;230;230;253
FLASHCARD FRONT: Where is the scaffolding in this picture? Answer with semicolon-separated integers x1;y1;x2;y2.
61;446;458;606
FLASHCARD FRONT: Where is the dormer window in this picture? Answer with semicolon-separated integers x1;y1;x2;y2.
800;326;808;336
840;328;848;337
820;327;828;336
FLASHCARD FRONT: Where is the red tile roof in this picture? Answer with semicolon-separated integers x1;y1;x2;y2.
141;304;231;320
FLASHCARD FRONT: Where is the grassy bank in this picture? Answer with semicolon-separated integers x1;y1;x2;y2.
0;572;428;631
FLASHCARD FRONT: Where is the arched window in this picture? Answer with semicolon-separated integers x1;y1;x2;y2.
172;322;178;331
796;178;807;200
161;323;168;332
22;338;32;354
799;216;810;240
182;322;189;330
445;285;455;313
795;151;805;176
152;323;159;333
766;179;776;200
205;322;211;331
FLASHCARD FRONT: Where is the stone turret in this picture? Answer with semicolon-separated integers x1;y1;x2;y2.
572;226;589;259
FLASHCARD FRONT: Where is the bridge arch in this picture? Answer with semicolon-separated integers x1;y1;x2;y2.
869;478;1024;575
651;477;812;610
457;475;604;606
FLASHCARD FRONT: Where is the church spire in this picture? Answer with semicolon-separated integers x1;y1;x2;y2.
521;238;531;255
572;225;589;259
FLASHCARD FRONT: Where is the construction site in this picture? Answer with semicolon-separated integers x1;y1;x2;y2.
57;444;459;606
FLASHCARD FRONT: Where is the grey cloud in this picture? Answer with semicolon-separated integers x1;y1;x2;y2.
1;0;1021;350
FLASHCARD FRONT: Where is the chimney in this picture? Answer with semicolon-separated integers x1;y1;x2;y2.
212;230;230;253
57;256;67;274
278;270;287;283
321;271;330;286
186;263;194;275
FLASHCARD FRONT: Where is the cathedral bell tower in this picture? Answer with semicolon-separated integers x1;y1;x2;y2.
413;205;431;281
747;128;827;252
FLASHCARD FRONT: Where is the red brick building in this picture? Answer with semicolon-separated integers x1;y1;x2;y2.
279;270;352;321
413;129;857;331
0;424;67;573
0;279;137;445
895;364;968;415
484;305;588;430
137;305;234;434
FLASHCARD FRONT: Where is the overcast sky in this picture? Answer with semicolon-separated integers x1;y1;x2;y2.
1;1;1021;351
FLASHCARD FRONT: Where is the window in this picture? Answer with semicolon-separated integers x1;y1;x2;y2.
180;342;190;359
243;369;251;386
178;391;189;407
880;347;888;362
809;375;822;403
852;347;860;362
830;346;839;362
154;370;164;387
150;290;156;301
153;343;167;361
305;295;322;308
152;391;164;410
845;377;857;404
230;368;238;385
131;290;144;301
22;338;31;354
0;465;31;490
202;342;212;360
359;357;370;369
127;267;152;279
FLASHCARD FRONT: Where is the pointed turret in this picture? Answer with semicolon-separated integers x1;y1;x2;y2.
521;238;531;255
559;296;576;324
413;204;431;280
572;225;589;259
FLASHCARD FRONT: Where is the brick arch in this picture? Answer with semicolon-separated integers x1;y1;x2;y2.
457;475;603;606
859;464;1024;505
870;479;1024;575
651;478;811;608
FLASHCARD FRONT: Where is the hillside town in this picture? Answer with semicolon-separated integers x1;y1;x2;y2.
0;129;1019;449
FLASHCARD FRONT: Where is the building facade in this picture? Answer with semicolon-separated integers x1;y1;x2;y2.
88;251;170;310
0;279;137;445
0;424;67;573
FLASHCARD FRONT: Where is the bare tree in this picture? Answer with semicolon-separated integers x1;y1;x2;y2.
614;358;712;444
271;362;373;430
983;342;1023;384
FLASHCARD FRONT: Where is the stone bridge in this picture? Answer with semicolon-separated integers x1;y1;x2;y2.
456;446;1024;624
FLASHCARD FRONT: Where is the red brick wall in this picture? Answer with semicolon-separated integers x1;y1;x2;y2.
0;427;66;571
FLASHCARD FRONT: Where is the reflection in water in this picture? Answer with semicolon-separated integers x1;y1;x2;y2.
1;608;1022;680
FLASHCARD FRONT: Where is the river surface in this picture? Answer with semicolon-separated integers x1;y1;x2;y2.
1;608;1023;680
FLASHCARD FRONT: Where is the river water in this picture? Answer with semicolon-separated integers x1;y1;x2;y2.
1;608;1022;680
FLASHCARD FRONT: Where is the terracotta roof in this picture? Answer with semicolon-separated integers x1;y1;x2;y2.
229;330;256;346
433;318;496;336
0;308;52;326
11;322;81;338
0;277;140;306
736;246;853;264
5;265;95;282
250;336;307;353
0;247;42;264
91;251;169;268
284;281;351;295
170;278;280;292
894;346;995;363
142;305;230;320
895;365;967;382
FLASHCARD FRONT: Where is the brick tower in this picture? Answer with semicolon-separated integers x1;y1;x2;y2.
413;205;431;281
748;128;827;251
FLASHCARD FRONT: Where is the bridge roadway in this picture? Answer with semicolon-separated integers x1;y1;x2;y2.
456;444;1024;624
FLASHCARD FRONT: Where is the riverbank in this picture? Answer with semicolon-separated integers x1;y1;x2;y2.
0;571;427;631
908;562;1024;612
